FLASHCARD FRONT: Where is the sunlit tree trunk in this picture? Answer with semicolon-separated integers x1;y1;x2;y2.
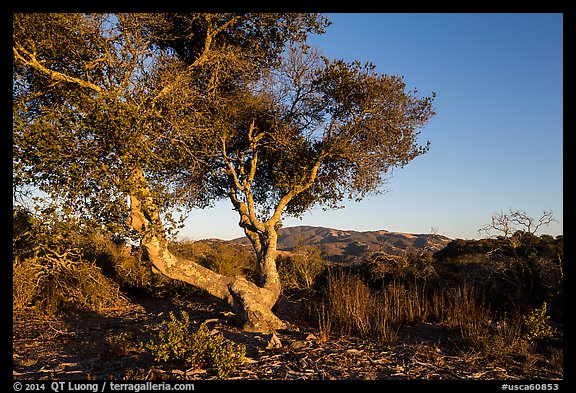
127;167;285;332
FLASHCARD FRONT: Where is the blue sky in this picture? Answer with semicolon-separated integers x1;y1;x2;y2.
180;13;563;241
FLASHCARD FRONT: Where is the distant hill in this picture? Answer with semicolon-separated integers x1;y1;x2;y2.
231;225;451;263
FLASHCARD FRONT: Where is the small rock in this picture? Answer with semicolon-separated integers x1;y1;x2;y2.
185;368;207;376
243;357;258;364
289;341;307;350
305;333;317;341
265;332;282;349
59;362;79;369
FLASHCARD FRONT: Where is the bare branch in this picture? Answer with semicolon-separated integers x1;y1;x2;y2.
479;209;557;238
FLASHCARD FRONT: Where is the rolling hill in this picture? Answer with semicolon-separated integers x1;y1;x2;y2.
231;225;451;263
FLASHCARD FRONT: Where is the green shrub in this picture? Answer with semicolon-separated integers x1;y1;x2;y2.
105;330;141;355
146;311;246;378
523;302;554;341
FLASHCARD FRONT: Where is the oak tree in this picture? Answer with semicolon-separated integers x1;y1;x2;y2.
198;44;435;329
13;13;434;332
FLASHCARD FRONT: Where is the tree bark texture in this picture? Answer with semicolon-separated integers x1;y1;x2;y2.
126;167;285;332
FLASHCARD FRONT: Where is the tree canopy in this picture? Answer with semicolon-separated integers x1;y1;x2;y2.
13;13;329;236
13;13;435;331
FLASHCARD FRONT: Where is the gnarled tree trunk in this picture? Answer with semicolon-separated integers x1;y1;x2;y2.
126;167;285;332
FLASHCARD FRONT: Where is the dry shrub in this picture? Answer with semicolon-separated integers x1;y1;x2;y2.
82;234;154;289
430;283;532;360
85;236;201;297
170;240;258;282
13;246;128;316
367;251;438;284
382;280;430;325
316;302;332;342
433;282;491;334
316;269;436;343
317;269;400;343
13;256;42;311
277;246;325;295
481;316;532;361
13;206;128;316
323;269;373;337
106;330;141;356
315;268;534;361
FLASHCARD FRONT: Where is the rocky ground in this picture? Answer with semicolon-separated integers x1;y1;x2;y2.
12;292;563;381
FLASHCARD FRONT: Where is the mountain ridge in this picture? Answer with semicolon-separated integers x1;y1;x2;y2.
231;225;451;263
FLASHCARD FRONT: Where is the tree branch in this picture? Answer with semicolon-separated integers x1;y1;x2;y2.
266;152;327;226
13;45;102;93
221;137;245;192
154;15;241;101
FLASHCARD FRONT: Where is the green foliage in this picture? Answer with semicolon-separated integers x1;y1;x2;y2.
146;311;245;379
13;13;330;240
14;14;436;324
105;331;141;356
523;302;554;341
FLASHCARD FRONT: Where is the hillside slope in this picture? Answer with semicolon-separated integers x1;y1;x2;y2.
232;225;451;263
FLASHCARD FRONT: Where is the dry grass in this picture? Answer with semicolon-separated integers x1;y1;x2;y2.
317;270;407;343
431;282;491;333
314;268;537;363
